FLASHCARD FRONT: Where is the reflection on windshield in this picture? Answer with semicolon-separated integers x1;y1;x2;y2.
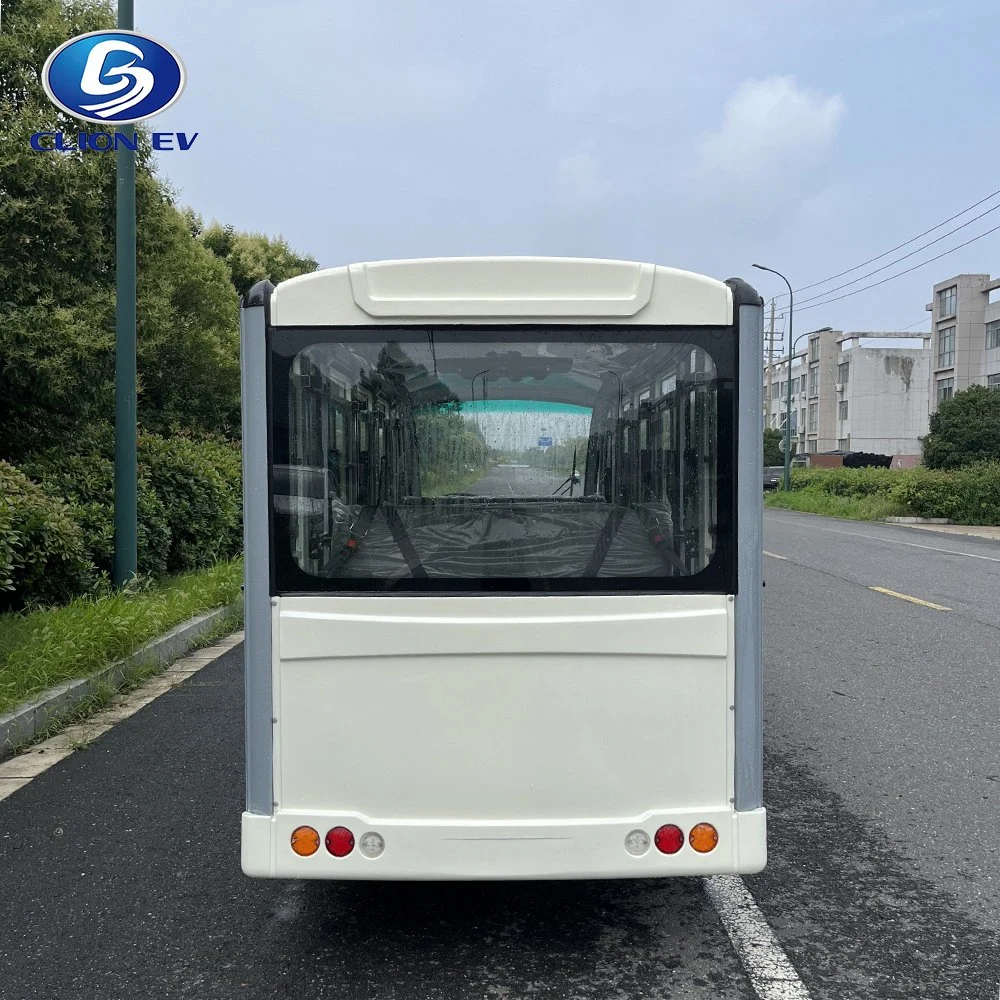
272;334;721;583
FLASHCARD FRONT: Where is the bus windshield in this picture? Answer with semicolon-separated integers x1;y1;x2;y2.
269;329;734;591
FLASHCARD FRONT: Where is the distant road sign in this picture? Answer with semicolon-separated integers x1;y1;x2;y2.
538;436;553;447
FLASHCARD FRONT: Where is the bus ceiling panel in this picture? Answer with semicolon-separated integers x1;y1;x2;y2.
267;258;732;327
291;340;713;397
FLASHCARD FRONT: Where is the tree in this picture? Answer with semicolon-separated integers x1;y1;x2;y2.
0;0;119;459
199;222;318;298
763;428;783;466
0;0;317;458
922;385;1000;469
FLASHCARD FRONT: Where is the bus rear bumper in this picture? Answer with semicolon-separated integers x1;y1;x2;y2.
241;807;766;880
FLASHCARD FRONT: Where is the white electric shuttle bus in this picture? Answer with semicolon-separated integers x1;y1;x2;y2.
239;256;765;879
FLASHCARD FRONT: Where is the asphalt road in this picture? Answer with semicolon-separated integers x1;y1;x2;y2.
750;509;1000;999
467;463;570;497
1;509;998;999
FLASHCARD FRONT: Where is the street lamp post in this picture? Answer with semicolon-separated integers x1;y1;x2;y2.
113;0;138;586
752;264;795;490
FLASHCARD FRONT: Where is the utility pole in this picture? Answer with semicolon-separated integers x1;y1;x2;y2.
764;299;776;424
113;0;138;586
753;265;794;490
768;299;776;364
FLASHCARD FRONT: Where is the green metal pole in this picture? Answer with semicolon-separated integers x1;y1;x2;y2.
113;0;138;586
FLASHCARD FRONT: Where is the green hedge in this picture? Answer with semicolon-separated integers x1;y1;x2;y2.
137;434;242;572
21;452;172;577
780;464;1000;525
892;463;1000;524
0;435;243;610
0;461;95;610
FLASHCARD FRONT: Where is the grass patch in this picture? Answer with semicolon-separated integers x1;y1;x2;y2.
765;489;902;521
0;559;242;716
421;464;491;497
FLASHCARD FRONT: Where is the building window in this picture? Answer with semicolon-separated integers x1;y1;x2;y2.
808;402;818;432
789;409;797;433
937;377;954;404
938;285;957;318
808;338;819;362
809;368;819;395
988;373;1000;389
837;437;850;450
800;408;806;433
807;440;817;453
837;361;850;384
838;400;848;420
987;320;1000;351
937;325;955;368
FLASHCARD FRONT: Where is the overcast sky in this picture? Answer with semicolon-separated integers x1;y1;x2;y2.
138;0;999;343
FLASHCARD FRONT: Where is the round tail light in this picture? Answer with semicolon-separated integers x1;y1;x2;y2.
325;826;355;857
654;824;684;855
290;826;320;857
689;822;719;853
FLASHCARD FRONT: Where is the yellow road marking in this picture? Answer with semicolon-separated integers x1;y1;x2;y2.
869;586;951;611
763;551;788;560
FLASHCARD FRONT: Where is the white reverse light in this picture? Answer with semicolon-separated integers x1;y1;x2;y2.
624;829;650;856
359;831;385;858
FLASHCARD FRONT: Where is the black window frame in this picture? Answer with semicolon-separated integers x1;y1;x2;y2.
266;323;740;596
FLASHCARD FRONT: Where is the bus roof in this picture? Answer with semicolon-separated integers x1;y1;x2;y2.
267;256;735;327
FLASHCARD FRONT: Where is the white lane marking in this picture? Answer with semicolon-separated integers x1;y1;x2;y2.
763;551;788;560
705;875;812;1000
766;512;1000;563
0;631;244;802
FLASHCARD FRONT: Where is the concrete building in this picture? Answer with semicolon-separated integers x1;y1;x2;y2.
764;329;931;456
926;273;1000;411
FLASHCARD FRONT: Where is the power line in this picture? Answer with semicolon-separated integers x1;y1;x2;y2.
795;201;1000;306
774;188;1000;298
796;221;1000;313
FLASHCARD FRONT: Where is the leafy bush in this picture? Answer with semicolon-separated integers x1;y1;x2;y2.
892;463;1000;524
888;467;960;521
0;461;95;609
20;452;171;577
923;385;1000;469
137;434;242;572
776;463;1000;525
765;488;901;521
785;467;898;499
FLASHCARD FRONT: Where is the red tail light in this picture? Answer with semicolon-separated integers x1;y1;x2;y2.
325;826;355;857
654;824;684;855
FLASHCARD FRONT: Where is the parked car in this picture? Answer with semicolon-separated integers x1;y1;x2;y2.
763;466;783;491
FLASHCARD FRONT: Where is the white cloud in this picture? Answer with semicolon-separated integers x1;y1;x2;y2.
690;76;846;218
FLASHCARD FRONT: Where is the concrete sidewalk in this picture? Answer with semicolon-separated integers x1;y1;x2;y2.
893;522;1000;541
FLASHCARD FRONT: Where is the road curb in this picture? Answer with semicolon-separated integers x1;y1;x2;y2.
0;602;242;761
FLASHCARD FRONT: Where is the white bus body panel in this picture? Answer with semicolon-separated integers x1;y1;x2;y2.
241;593;766;879
269;257;732;327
